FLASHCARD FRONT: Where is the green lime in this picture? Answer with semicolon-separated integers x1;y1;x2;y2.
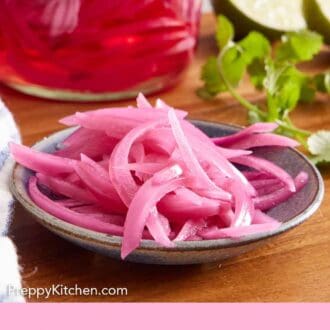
211;0;307;39
303;0;330;44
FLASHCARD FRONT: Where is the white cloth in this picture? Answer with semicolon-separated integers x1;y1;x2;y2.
0;98;24;302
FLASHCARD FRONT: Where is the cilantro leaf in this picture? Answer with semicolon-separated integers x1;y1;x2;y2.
197;56;226;99
238;31;271;63
216;15;234;50
275;30;323;63
197;15;328;167
247;59;266;90
264;60;303;119
220;45;247;87
308;131;330;165
199;18;272;99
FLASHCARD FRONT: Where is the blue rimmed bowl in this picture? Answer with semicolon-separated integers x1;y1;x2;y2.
10;121;324;265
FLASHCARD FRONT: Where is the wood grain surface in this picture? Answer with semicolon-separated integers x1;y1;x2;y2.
1;14;329;302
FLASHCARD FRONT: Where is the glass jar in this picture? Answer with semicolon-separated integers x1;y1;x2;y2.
0;0;201;101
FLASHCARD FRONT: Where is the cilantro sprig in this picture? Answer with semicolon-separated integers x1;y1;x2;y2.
197;15;330;165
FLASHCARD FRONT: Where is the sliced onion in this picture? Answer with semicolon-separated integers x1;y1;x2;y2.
29;176;124;236
231;155;296;192
174;219;206;241
10;94;308;260
109;119;167;206
168;109;231;201
10;142;75;175
199;222;281;239
122;165;184;259
228;133;299;150
146;210;174;248
253;171;308;211
212;123;278;146
36;172;97;204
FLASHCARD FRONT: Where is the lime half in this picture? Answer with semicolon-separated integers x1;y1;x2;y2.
212;0;307;39
304;0;330;44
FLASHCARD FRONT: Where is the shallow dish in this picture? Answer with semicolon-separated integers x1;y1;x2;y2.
10;121;324;265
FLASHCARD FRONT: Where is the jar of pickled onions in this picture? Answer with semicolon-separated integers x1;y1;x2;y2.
0;0;201;101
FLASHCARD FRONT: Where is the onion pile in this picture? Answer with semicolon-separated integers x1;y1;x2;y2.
10;94;308;259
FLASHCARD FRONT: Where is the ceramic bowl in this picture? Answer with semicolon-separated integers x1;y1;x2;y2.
10;121;324;265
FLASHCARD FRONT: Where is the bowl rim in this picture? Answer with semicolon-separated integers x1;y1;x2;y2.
10;120;325;252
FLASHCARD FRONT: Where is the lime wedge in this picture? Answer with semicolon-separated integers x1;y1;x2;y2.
303;0;330;44
212;0;307;39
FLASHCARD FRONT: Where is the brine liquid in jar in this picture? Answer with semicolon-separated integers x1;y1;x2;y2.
0;0;201;101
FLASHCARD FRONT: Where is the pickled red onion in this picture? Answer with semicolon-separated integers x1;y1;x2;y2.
10;94;309;259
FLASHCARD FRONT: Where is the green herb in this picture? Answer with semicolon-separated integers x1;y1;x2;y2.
197;15;330;165
275;30;323;63
308;131;330;165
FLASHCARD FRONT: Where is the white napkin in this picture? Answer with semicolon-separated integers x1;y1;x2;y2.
0;98;24;302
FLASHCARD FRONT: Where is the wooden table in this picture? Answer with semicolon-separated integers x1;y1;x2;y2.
1;14;329;302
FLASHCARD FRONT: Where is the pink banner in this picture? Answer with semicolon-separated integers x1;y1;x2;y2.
0;303;329;329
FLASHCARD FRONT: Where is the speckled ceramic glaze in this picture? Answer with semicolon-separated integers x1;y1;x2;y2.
10;121;324;265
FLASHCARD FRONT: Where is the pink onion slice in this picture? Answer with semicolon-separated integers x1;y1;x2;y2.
136;92;153;109
79;154;122;199
69;206;125;226
158;189;220;222
154;98;188;119
183;124;256;198
61;127;90;147
253;171;308;211
256;182;284;197
56;199;89;208
216;146;252;158
231;155;296;192
242;171;272;180
252;210;279;225
199;222;281;239
60;101;187;131
73;156;126;213
56;130;117;160
10;142;75;175
168;109;231;201
229;180;254;227
121;165;184;259
228;163;257;197
109;119;167;206
29;177;124;236
219;207;235;227
60;108;147;126
174;219;206;242
129;143;145;163
212;123;278;146
143;128;176;155
250;178;280;189
36;172;97;204
228;133;299;150
65;172;81;184
126;162;167;175
61;112;162;141
182;122;236;179
146;210;174;248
